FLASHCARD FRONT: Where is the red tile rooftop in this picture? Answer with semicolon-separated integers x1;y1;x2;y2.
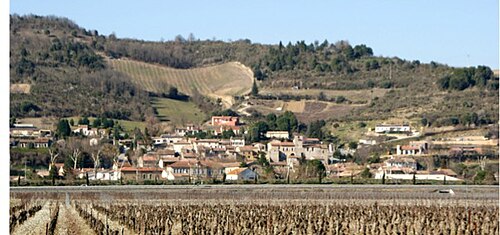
120;167;163;172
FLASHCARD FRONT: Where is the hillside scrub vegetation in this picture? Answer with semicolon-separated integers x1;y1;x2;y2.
10;15;499;127
10;15;153;120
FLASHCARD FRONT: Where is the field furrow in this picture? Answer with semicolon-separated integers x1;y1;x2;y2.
55;204;96;235
12;202;52;235
109;58;253;106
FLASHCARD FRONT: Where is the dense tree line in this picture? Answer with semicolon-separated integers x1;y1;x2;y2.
438;66;498;91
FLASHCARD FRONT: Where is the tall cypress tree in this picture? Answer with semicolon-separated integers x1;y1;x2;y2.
251;80;258;96
57;119;71;138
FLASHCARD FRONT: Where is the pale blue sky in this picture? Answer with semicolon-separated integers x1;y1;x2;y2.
10;0;499;69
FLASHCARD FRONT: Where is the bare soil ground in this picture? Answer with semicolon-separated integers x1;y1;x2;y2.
55;204;96;235
10;83;31;94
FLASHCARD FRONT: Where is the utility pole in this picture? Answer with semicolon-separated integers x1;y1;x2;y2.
389;62;392;80
24;157;27;180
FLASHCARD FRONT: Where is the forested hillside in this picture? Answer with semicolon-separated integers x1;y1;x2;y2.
10;14;499;126
10;15;153;121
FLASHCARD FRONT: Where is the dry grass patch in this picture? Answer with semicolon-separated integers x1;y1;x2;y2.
260;88;389;102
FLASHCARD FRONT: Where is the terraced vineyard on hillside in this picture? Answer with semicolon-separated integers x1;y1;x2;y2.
108;58;254;106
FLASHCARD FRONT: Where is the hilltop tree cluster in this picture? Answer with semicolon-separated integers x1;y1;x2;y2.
438;66;498;91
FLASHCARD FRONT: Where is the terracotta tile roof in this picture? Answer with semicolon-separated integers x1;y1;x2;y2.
239;146;254;151
169;160;198;168
142;155;157;161
212;116;238;120
279;142;295;147
157;149;176;155
219;162;241;168
303;144;324;148
182;152;197;158
227;168;247;175
269;141;295;147
120;167;163;172
201;161;223;169
160;157;179;162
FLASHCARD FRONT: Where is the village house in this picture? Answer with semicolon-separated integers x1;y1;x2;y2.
193;139;222;150
226;167;257;181
374;168;461;181
181;149;198;159
211;116;239;126
156;148;176;158
38;129;53;137
267;140;296;163
49;163;66;177
384;157;417;171
72;125;107;137
449;145;483;155
267;135;331;166
10;124;39;137
172;141;193;154
236;145;258;162
212;125;242;135
164;160;224;181
375;124;411;133
120;167;164;181
253;143;267;152
230;137;245;147
155;135;185;145
265;131;290;140
159;157;179;168
80;168;120;181
17;137;52;148
326;163;364;178
396;141;429;156
175;124;200;136
138;154;159;168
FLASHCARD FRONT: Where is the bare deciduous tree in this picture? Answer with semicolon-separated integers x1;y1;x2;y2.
67;137;83;170
48;148;59;171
